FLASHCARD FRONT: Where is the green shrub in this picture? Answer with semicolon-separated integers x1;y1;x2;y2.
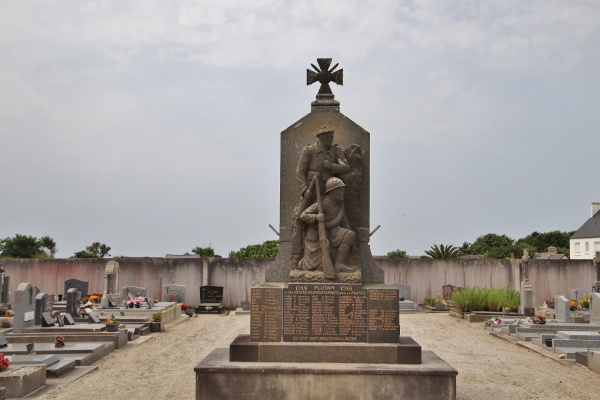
450;286;520;312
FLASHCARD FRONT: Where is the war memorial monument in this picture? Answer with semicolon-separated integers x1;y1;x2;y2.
194;59;457;399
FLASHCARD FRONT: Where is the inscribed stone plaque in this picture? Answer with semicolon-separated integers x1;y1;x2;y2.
41;312;55;327
200;286;223;303
283;284;368;342
0;333;7;348
367;285;400;343
250;284;283;342
85;308;101;323
62;313;75;325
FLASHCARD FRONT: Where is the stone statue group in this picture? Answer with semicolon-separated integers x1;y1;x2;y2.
290;127;362;282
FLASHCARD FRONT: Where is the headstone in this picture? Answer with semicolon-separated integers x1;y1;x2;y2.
442;284;463;300
62;313;75;326
122;286;146;299
241;301;251;311
65;288;81;318
64;278;89;299
26;343;35;355
56;315;65;327
34;292;53;326
107;297;117;307
162;284;186;303
0;333;7;348
196;286;224;314
590;292;600;325
85;308;101;323
40;312;55;327
13;282;38;333
389;283;410;300
200;286;223;303
0;275;10;304
570;288;588;302
555;295;574;323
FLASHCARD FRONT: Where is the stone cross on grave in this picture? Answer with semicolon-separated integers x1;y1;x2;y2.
307;58;343;103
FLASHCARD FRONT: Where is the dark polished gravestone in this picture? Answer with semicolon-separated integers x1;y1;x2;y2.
195;286;224;314
194;58;457;400
64;278;89;299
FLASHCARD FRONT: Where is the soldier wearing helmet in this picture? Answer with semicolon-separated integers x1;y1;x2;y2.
291;127;351;267
297;177;357;273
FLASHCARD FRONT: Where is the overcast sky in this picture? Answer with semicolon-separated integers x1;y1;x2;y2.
1;1;599;258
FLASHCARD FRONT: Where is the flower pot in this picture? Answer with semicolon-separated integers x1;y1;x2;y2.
106;324;119;332
135;303;140;308
150;322;162;332
128;303;134;308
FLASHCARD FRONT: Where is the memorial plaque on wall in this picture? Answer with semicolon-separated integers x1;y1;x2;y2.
250;285;283;342
200;286;223;303
367;286;400;343
283;284;368;342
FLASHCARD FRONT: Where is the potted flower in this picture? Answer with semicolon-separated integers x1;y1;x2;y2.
89;294;100;303
581;293;590;309
532;314;546;325
570;300;579;311
151;313;163;332
126;299;134;308
0;353;9;371
105;315;120;332
54;335;65;348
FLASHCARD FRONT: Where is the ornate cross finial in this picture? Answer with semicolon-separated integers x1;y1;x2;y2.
307;58;343;102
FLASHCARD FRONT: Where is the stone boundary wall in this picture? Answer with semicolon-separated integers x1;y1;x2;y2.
0;257;595;308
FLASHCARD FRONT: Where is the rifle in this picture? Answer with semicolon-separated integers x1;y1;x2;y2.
290;176;317;258
315;174;336;279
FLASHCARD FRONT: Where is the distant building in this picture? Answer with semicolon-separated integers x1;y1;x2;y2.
570;202;600;260
535;246;567;260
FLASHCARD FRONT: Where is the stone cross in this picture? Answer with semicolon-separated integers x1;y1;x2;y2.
307;58;343;101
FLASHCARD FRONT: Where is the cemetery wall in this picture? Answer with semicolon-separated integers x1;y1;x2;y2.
1;257;595;308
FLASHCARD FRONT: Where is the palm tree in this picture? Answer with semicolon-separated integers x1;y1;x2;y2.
425;244;461;259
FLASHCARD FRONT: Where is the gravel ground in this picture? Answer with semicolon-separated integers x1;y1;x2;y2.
32;312;600;400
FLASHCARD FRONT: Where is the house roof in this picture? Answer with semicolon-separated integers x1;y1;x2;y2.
571;210;600;239
535;253;567;260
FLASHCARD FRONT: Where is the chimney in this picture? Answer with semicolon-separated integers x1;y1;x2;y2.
592;202;600;217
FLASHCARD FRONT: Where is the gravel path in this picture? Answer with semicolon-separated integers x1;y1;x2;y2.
33;312;600;400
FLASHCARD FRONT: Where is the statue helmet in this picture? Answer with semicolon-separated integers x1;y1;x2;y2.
325;177;346;193
315;127;335;137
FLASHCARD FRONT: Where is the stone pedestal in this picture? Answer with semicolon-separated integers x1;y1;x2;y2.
195;348;457;400
0;365;46;398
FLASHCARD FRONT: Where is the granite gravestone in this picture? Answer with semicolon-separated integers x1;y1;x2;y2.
13;282;38;333
62;313;75;325
590;292;600;325
555;295;574;323
196;286;223;314
163;284;185;303
35;293;54;326
85;308;101;323
65;288;81;318
64;278;89;299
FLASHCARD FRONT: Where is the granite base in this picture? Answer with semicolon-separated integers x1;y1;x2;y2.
195;348;457;400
